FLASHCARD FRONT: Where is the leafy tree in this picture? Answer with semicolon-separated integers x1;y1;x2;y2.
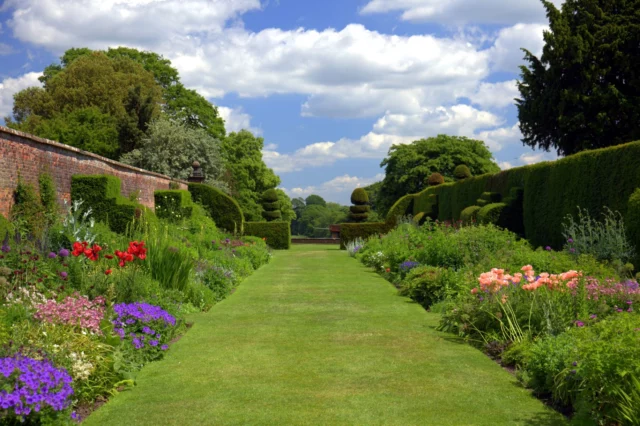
119;116;225;188
377;135;499;216
7;52;162;158
297;202;348;238
305;194;327;207
221;130;281;221
517;0;640;156
363;182;382;212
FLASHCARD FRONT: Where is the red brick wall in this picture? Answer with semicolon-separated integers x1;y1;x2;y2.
0;126;188;219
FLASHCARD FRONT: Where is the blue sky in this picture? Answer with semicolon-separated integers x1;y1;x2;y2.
0;0;562;204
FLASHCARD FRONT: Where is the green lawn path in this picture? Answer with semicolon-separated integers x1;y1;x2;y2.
86;245;565;426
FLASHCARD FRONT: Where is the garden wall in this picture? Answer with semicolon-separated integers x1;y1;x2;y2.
0;125;187;218
341;140;640;250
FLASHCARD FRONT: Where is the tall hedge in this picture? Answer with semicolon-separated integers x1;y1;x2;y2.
154;190;194;221
340;222;390;249
71;175;151;234
188;183;244;233
244;221;290;249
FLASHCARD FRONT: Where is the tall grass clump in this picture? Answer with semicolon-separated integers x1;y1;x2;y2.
145;226;194;292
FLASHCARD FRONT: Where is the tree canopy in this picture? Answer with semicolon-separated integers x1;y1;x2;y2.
517;0;640;156
376;135;500;216
222;130;281;221
119;116;226;189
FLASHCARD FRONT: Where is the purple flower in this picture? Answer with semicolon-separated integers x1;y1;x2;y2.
575;321;585;327
627;300;633;305
570;369;577;375
161;345;169;351
48;252;57;259
545;246;552;251
149;340;159;347
589;314;597;320
569;248;576;253
59;271;68;279
567;238;574;243
71;411;78;420
399;261;420;273
572;361;578;366
58;248;70;258
1;243;10;253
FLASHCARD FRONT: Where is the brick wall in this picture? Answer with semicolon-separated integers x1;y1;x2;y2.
0;126;188;219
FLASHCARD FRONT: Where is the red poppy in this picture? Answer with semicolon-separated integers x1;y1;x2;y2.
84;244;102;261
126;241;147;260
72;241;88;257
115;250;134;267
105;254;114;260
105;269;112;275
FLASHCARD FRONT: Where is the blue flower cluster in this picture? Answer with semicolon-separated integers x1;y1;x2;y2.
399;261;420;273
0;355;73;417
113;303;176;351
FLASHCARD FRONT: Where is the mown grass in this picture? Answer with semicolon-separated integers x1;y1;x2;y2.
85;245;565;425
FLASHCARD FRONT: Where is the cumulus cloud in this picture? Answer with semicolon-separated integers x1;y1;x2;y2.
487;23;547;73
284;173;385;201
0;43;13;55
475;123;522;151
469;80;519;109
360;0;564;25
0;72;42;119
217;106;261;135
519;151;558;165
264;105;508;173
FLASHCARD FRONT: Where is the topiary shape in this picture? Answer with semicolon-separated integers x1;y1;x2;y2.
261;189;281;222
453;165;472;180
427;173;444;186
349;188;370;223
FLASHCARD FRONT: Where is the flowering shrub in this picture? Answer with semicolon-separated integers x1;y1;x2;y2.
0;355;74;422
112;303;177;364
399;261;420;274
34;294;106;334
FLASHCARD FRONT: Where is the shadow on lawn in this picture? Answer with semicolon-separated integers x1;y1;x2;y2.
515;411;568;426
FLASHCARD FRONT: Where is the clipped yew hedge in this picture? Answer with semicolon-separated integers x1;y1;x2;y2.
71;175;153;234
341;140;640;250
244;222;291;249
154;190;194;221
340;222;390;249
188;183;244;233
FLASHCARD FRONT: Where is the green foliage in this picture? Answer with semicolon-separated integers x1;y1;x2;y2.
71;175;148;234
221;130;280;222
385;194;414;227
8;52;162;159
399;266;459;309
562;206;635;264
0;215;13;241
340;222;389;249
188;183;244;233
479;192;502;204
460;206;481;224
350;188;369;204
305;194;326;207
244;222;291;249
377;135;500;215
292;202;348;238
261;189;282;222
275;189;296;223
154;190;194;222
38;173;58;220
10;177;48;238
526;314;640;424
144;226;194;292
427;173;445;186
627;189;640;261
453;165;472;180
517;0;640;156
477;203;507;225
120;117;225;188
349;205;370;214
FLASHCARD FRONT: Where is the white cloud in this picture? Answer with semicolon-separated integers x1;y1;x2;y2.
476;123;521;151
487;23;547;73
264;104;507;173
284;173;385;201
469;80;519;109
3;0;261;52
499;161;514;170
360;0;564;25
0;72;42;118
0;43;13;55
217;106;261;135
519;151;557;165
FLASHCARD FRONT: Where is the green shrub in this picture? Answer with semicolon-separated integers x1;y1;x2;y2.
526;314;640;424
453;165;472;180
627;188;640;258
0;215;13;241
479;192;502;203
154;190;194;222
399;266;459;309
340;222;389;249
189;183;244;233
71;175;149;234
244;221;290;249
428;173;444;186
413;212;425;224
385;195;414;227
261;189;282;222
144;226;195;292
477;202;507;225
38;173;58;222
350;205;370;214
351;188;369;204
460;205;481;224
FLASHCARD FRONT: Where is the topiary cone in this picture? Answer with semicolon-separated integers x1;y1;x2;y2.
427;173;444;186
261;188;281;222
453;165;472;180
349;188;370;222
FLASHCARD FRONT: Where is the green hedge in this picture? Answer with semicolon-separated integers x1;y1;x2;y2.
154;190;194;221
340;222;390;249
188;183;244;233
391;140;640;249
460;205;481;224
627;189;640;255
350;205;370;214
386;195;414;227
244;221;290;249
477;203;507;225
71;175;151;234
